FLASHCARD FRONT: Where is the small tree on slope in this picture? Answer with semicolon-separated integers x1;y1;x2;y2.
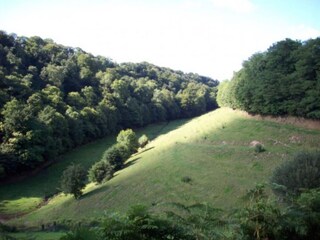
116;129;138;153
60;164;86;199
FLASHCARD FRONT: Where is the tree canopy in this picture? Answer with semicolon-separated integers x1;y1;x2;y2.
60;164;86;199
217;38;320;119
0;30;218;179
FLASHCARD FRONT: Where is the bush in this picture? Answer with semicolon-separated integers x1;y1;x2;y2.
60;227;99;240
294;189;320;239
271;151;320;197
238;184;282;240
103;144;130;171
88;160;114;184
181;176;192;183
0;222;15;234
278;189;320;240
254;144;265;153
115;143;132;160
116;129;138;153
60;164;87;199
138;134;149;148
100;205;191;240
89;141;132;184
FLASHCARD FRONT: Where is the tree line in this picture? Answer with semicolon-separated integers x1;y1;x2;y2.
217;37;320;119
0;31;218;179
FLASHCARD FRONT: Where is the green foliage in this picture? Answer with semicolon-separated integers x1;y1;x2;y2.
138;134;149;148
277;189;320;240
217;38;320;119
216;80;230;107
103;144;131;171
176;82;216;118
116;129;138;153
0;30;218;179
99;205;191;240
236;185;320;240
60;164;86;199
89;134;134;183
0;222;18;240
271;151;320;197
237;184;282;240
294;189;320;239
88;160;114;184
14;188;320;239
6;108;320;227
0;233;15;240
164;202;224;239
60;227;99;240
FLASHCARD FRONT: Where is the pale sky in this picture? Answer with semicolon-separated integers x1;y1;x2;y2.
1;0;320;80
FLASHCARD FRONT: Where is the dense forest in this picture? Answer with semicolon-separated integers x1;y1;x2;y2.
217;38;320;118
0;31;218;179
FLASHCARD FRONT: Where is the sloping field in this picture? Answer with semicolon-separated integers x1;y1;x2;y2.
0;121;183;218
7;108;320;227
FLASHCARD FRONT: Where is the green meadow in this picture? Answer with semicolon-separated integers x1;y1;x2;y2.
0;120;185;217
2;108;319;229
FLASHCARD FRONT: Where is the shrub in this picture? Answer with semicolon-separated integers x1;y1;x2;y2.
60;164;86;199
116;129;138;153
103;144;130;171
254;144;265;153
238;184;282;240
0;222;15;233
88;160;114;184
165;202;223;239
271;151;320;197
138;134;149;148
181;176;192;183
278;189;320;240
60;227;99;240
100;205;190;240
294;189;320;239
115;143;132;160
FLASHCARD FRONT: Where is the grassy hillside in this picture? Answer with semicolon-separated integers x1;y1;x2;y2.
0;137;115;217
0;121;183;217
5;108;320;227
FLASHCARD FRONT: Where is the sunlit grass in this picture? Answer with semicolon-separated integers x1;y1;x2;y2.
10;108;320;227
0;197;43;215
0;121;183;217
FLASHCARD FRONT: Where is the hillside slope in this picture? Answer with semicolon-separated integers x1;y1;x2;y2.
0;30;218;180
11;108;320;227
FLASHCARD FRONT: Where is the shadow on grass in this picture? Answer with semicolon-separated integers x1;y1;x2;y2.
81;157;140;200
0;115;195;216
124;157;141;168
137;118;191;141
5;109;320;219
0;137;116;201
135;147;155;156
81;184;111;200
153;119;191;138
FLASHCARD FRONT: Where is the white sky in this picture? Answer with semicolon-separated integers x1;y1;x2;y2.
1;0;320;80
